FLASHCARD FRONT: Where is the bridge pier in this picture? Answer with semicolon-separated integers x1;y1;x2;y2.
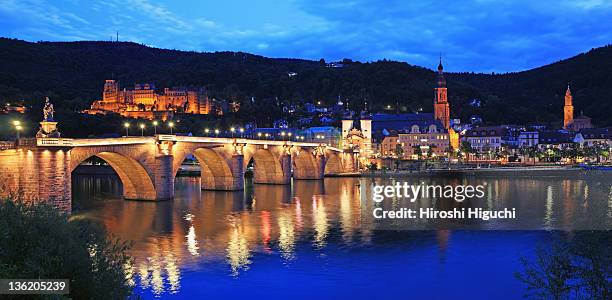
153;154;174;200
280;154;292;184
229;154;245;190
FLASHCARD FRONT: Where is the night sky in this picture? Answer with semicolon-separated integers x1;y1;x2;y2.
1;0;611;72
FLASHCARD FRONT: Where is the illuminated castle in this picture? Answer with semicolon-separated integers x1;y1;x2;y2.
84;80;211;120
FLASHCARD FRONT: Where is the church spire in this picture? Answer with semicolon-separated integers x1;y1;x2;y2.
563;83;574;129
436;55;446;88
434;57;450;130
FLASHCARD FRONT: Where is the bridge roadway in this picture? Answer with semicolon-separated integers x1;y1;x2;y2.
0;135;357;209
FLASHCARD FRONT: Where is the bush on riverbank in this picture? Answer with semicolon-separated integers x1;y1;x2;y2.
516;231;611;299
0;199;133;299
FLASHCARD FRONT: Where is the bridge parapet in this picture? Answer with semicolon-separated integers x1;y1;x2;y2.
37;137;74;147
0;141;16;150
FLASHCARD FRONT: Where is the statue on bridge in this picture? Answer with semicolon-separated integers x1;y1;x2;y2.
36;97;61;138
43;97;54;122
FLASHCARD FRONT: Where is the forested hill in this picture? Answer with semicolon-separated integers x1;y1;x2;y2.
1;37;611;127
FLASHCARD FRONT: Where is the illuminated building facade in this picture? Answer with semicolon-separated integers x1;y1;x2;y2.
563;85;574;129
341;109;373;160
84;80;211;120
343;60;461;165
433;58;450;130
561;84;593;131
379;121;450;160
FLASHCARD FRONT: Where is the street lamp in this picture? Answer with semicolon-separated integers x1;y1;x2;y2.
139;123;145;136
13;121;22;140
214;129;220;137
124;122;130;136
257;132;262;139
152;121;158;135
239;127;244;138
204;128;210;135
168;121;174;134
230;127;236;138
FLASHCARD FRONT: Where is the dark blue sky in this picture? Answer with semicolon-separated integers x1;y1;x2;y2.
1;0;611;72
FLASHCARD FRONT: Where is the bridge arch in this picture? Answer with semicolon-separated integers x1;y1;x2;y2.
292;149;324;179
72;151;156;200
183;147;238;190
324;152;344;175
245;148;289;184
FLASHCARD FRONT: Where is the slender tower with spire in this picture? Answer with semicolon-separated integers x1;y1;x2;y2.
433;57;450;129
563;84;574;129
360;99;372;156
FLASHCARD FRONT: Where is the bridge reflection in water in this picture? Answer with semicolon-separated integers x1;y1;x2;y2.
73;176;365;295
71;174;612;298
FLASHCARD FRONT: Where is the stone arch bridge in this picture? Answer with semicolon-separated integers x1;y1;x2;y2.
0;135;356;208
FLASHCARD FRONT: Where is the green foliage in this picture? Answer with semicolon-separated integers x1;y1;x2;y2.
394;143;404;157
516;231;612;299
459;141;474;154
0;200;133;299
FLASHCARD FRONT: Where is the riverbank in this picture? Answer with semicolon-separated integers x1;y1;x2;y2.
358;165;587;178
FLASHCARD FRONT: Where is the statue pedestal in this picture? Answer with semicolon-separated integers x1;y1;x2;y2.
37;121;61;138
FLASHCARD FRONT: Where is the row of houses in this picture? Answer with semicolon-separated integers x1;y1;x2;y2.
463;125;612;152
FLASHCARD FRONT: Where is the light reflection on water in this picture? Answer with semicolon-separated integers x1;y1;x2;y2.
71;174;612;298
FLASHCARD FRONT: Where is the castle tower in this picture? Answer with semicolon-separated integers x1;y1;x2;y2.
434;58;450;129
199;90;211;114
103;80;120;103
563;84;574;129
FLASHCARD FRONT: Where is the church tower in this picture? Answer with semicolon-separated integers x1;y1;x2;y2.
563;84;574;129
360;101;372;157
434;58;450;129
341;110;354;149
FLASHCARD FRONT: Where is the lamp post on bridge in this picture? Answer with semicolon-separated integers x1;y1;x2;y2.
230;127;236;138
204;128;210;136
168;121;174;134
215;129;220;137
12;121;22;140
239;127;244;138
152;121;158;135
140;123;145;136
124;122;130;137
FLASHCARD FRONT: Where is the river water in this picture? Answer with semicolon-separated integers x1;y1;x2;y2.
71;173;612;299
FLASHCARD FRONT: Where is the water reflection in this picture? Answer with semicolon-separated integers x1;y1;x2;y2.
226;216;251;276
71;174;612;297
